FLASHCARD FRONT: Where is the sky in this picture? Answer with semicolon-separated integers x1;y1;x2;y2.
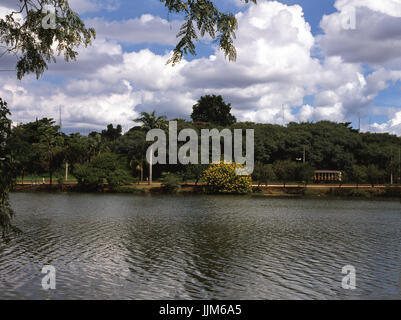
1;0;401;135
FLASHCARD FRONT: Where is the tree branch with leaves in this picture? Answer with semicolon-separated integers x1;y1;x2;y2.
162;0;257;65
0;0;96;79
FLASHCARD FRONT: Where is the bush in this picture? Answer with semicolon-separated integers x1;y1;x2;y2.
161;173;181;193
201;162;252;194
106;168;131;191
74;165;104;191
74;153;131;191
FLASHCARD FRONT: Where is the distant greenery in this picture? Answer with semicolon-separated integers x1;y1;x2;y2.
4;101;401;190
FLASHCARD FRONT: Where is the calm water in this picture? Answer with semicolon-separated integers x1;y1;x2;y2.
1;193;400;300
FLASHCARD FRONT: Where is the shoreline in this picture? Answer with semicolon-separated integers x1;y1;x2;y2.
12;183;401;201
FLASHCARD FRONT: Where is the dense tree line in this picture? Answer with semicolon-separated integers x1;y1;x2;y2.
2;96;401;190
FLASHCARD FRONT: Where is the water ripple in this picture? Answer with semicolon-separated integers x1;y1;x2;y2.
0;193;400;300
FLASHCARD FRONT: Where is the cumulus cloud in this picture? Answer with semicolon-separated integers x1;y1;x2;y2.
1;0;401;134
318;0;401;67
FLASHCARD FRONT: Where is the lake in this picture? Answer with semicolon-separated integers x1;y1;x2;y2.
1;193;400;300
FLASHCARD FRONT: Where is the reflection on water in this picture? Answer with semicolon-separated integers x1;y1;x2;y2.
1;193;400;300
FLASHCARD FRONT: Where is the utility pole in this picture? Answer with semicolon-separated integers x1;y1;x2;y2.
303;145;306;164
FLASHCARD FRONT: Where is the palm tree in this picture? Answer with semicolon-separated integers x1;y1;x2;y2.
134;111;167;130
134;111;167;184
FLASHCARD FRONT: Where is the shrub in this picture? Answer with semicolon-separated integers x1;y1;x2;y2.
161;173;181;193
74;165;104;191
201;162;252;194
106;168;131;191
74;153;131;191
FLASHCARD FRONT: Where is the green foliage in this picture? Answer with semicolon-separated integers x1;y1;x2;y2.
161;173;181;193
74;165;103;191
201;162;252;194
273;160;297;187
0;99;18;237
349;165;368;187
74;153;131;191
134;111;167;130
253;163;276;186
101;124;122;142
295;163;315;185
32;120;65;185
107;169;132;191
191;95;236;126
163;0;257;65
366;164;384;187
0;0;96;79
180;164;208;184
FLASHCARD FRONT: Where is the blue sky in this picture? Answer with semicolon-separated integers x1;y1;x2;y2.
1;0;401;134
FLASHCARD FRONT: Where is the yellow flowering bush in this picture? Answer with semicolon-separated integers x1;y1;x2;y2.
201;162;252;194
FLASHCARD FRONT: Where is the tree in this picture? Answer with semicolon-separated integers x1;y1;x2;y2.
134;111;167;184
162;0;257;65
191;95;236;126
0;0;96;79
74;153;131;191
134;111;167;131
253;162;276;186
273;160;297;188
101;124;122;142
33;120;65;186
7;125;33;184
0;99;18;237
295;163;315;186
114;129;148;182
0;1;96;238
366;164;384;187
350;165;368;188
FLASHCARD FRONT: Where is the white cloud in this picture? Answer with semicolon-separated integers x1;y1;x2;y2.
318;0;401;67
1;0;401;134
